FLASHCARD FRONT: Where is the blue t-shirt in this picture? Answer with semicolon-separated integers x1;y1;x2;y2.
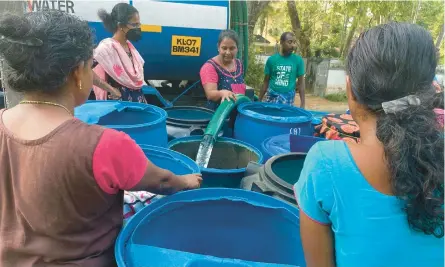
294;141;444;267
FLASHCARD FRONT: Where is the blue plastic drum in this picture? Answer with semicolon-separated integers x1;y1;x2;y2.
289;134;326;153
74;101;168;147
139;144;200;175
123;145;199;225
164;106;226;141
261;134;290;161
168;136;263;188
116;188;305;267
307;110;329;129
234;103;313;155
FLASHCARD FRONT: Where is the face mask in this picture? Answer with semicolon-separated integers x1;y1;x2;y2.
126;28;142;42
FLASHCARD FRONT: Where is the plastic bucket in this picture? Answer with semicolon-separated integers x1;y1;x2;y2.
168;136;263;188
115;188;305;267
74;101;168;147
234;102;313;155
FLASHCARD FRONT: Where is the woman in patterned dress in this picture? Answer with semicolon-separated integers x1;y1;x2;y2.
199;30;246;111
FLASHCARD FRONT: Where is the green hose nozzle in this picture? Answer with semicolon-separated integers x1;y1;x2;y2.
204;94;251;139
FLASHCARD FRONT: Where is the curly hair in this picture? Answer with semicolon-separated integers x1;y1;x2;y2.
0;10;94;94
346;22;444;238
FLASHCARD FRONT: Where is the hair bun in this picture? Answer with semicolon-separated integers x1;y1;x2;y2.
98;9;117;33
0;13;32;39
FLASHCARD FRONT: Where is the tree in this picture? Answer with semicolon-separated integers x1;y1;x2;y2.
340;5;365;58
287;1;301;35
286;0;313;57
247;1;270;41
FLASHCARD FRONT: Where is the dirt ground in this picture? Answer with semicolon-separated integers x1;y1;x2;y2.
294;94;349;113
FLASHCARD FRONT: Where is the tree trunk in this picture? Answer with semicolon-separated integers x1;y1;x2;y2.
341;23;357;57
264;15;268;37
342;14;349;42
259;13;266;36
436;24;444;48
412;0;421;24
341;7;364;58
286;0;301;36
286;0;311;57
247;1;270;42
0;1;25;108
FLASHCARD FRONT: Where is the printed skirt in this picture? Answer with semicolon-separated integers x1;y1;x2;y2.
263;88;296;106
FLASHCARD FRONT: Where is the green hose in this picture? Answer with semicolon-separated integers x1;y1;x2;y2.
204;94;251;139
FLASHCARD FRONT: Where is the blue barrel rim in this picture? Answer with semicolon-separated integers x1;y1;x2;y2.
237;102;313;123
168;135;264;174
164;106;215;124
262;134;290;149
77;100;167;129
115;188;300;267
138;144;201;174
289;134;327;153
264;152;307;192
306;109;331;116
261;134;290;159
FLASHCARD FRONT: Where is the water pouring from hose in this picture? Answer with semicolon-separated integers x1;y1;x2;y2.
195;94;251;168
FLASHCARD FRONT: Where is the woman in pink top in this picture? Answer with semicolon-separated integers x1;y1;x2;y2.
200;30;246;110
0;11;202;266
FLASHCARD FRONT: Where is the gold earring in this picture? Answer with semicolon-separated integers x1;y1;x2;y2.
79;81;83;90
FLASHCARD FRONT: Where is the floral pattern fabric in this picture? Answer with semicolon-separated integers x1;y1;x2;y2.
314;113;360;143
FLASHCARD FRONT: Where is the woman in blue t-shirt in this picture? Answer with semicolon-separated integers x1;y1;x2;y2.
294;22;443;267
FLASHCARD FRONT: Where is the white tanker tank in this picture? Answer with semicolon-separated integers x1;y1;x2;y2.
25;0;248;83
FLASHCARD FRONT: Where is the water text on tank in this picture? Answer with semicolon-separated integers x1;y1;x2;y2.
27;0;75;14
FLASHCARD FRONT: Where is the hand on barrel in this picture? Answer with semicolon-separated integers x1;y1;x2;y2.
220;89;236;103
108;88;122;100
181;173;203;190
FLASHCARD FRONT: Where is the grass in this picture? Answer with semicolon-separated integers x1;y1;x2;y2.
324;92;348;102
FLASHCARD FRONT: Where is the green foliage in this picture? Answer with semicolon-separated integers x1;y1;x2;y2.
253;0;444;61
325;92;348;102
244;46;265;94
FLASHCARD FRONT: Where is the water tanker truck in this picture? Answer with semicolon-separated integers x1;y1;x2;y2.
7;0;246;107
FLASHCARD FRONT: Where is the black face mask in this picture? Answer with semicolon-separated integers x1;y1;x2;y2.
126;28;142;42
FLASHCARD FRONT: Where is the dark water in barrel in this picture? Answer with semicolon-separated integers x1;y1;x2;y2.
271;157;305;185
